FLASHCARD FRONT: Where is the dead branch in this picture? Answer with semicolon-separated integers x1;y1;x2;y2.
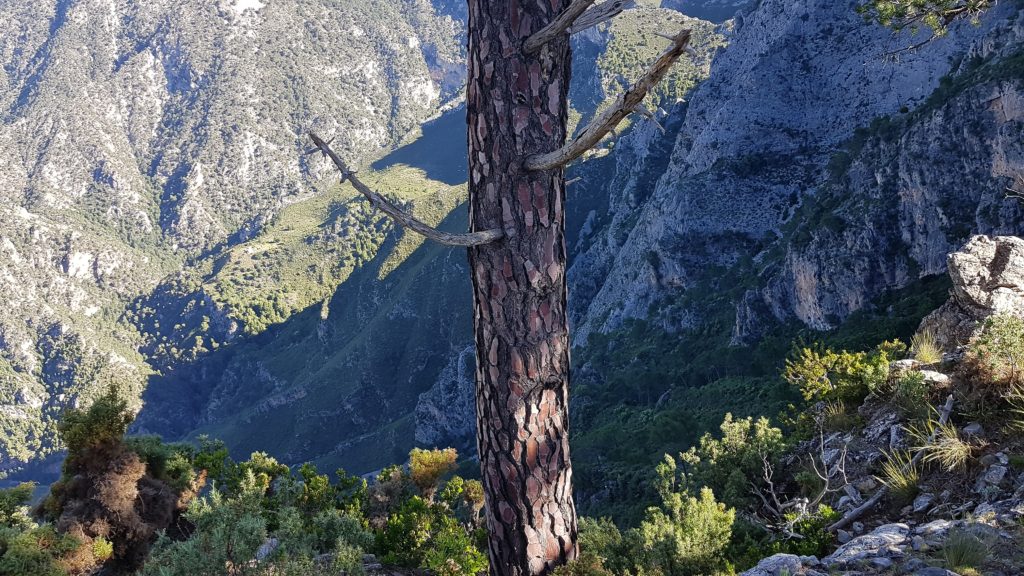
524;28;692;171
632;103;665;134
568;0;636;35
523;0;599;54
1005;175;1024;200
307;132;503;247
828;394;955;532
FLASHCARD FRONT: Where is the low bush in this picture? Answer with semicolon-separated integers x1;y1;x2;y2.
679;414;785;509
784;341;904;404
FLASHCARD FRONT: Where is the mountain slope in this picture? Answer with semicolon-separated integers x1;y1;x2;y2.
0;0;463;477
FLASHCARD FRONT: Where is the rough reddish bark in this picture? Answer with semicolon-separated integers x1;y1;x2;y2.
465;0;578;574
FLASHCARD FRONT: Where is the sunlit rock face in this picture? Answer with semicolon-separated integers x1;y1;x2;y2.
569;0;1024;346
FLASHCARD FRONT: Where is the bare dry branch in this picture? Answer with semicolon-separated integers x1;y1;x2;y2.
307;132;503;247
568;0;636;35
523;0;599;54
632;103;665;134
524;28;692;171
828;394;955;532
1006;175;1024;200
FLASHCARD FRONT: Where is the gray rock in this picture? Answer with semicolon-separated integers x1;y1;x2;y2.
911;569;959;576
255;538;279;562
837;529;853;544
890;359;923;373
890;424;908;450
919;236;1024;352
856;478;879;493
823;523;910;568
739;553;803;576
869;556;893;569
962;422;985;438
852;521;865;534
985;465;1009;486
914;519;954;537
919;370;951;386
913;493;935;513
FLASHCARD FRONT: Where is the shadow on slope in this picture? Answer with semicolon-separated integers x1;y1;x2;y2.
136;207;475;475
371;108;467;185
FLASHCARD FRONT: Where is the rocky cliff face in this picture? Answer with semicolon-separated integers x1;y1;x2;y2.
568;0;1024;349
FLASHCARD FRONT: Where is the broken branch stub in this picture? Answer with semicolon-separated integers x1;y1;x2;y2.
307;132;503;247
568;0;636;34
523;0;598;54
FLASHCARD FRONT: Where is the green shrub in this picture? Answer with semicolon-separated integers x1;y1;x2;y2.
784;341;903;403
0;525;81;576
780;505;840;557
551;552;613;576
367;465;415;530
679;414;785;509
0;483;35;530
374;491;486;574
311;509;373;553
376;496;434;567
578;517;623;561
891;371;931;417
90;537;113;562
124;436;197;492
626;487;735;576
971;315;1024;386
141;473;269;576
856;0;995;34
57;387;134;471
409;448;458;502
421;517;488;576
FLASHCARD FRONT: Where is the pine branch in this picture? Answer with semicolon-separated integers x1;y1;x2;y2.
524;28;691;171
307;132;503;247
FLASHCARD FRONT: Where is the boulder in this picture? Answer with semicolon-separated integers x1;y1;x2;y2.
822;523;909;569
917;236;1024;351
739;554;826;576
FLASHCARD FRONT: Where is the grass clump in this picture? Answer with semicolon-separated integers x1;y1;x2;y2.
877;450;920;505
1006;382;1024;432
911;330;942;364
821;400;860;431
942;527;991;573
911;416;974;472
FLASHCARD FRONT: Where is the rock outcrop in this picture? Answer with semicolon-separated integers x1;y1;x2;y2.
568;0;1024;344
919;236;1024;350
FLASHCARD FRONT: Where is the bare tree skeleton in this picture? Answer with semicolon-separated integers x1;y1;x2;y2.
752;431;850;541
307;3;693;573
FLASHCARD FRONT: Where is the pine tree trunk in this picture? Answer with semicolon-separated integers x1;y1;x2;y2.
465;1;578;574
